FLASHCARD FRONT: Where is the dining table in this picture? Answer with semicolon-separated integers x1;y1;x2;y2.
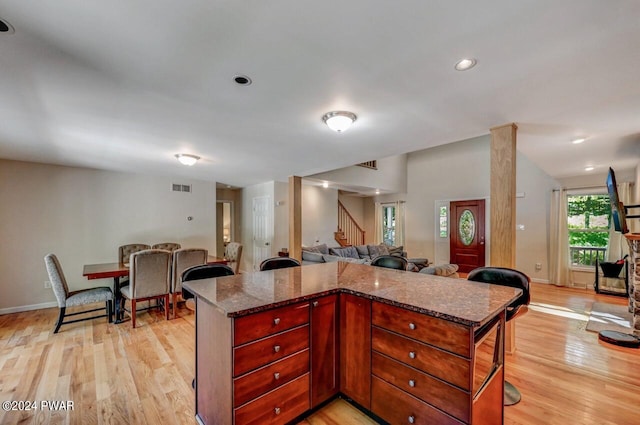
83;255;228;323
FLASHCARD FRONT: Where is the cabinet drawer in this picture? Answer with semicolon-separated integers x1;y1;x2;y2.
372;376;463;425
372;302;471;357
234;349;310;407
372;352;469;423
234;302;310;346
234;325;309;377
372;326;470;391
234;373;310;425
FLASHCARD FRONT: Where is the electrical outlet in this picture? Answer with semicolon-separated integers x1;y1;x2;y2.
535;263;542;271
44;281;52;289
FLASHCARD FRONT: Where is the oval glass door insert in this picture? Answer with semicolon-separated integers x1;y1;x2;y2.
459;209;475;246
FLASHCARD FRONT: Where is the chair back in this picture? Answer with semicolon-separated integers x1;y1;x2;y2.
224;242;243;274
467;266;531;321
371;255;408;271
44;254;69;307
259;257;301;271
172;248;208;293
152;242;181;252
182;264;235;282
129;249;171;299
119;244;151;264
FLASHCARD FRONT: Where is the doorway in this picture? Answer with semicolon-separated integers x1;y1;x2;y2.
216;201;233;258
252;195;272;270
450;199;486;273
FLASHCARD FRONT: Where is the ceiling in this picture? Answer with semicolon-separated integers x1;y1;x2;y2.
0;1;638;188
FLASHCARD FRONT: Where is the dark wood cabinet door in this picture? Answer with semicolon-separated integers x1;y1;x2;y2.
311;294;339;407
339;294;371;409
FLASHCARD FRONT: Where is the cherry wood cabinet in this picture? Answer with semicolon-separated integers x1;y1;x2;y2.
339;293;371;409
310;294;339;408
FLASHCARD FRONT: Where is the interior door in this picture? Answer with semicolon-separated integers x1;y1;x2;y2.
450;199;485;273
252;196;272;270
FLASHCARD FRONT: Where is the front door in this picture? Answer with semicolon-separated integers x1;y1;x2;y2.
450;199;485;273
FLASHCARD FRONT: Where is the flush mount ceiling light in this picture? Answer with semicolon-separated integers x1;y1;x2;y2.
585;166;595;171
454;58;477;71
0;18;15;34
322;111;357;132
175;153;200;166
322;181;329;188
572;137;586;144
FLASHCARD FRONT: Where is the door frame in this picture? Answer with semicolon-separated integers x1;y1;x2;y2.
434;196;490;267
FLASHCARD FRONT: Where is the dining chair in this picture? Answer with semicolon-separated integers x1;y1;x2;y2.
371;255;408;271
118;243;151;264
259;257;301;271
152;242;181;252
44;254;113;333
224;242;243;274
467;266;531;405
171;248;208;318
120;249;172;328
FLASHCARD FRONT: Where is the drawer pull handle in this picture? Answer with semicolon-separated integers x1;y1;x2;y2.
274;372;280;380
409;379;416;387
274;407;281;415
409;351;416;359
312;301;319;307
409;322;416;330
274;345;281;353
273;318;281;325
408;415;415;424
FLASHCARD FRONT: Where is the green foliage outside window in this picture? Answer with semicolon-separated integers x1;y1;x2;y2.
567;194;610;266
382;205;396;246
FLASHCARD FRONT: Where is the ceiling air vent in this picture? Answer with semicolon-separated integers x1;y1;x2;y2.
356;160;377;170
172;183;192;193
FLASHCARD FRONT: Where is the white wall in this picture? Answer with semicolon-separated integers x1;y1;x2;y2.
0;159;216;312
273;181;289;254
302;185;338;247
404;135;559;280
337;193;365;226
309;154;408;193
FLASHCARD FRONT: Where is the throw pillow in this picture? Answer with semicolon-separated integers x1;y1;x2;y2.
368;243;390;258
302;243;329;255
302;251;325;263
434;263;459;276
388;245;404;257
329;246;360;259
355;245;370;258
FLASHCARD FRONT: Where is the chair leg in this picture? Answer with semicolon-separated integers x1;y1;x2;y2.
53;307;66;333
107;300;113;324
165;295;170;320
131;300;136;328
173;293;177;319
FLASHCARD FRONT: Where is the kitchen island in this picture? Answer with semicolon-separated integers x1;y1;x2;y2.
184;262;522;425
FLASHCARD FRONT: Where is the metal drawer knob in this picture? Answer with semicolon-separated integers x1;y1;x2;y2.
273;317;280;325
274;345;281;353
408;415;415;424
409;379;415;387
409;351;416;359
409;323;416;330
312;301;319;307
274;372;280;380
274;407;281;415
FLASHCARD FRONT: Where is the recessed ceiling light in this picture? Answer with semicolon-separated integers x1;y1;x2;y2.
322;111;357;132
175;153;200;166
585;166;594;171
455;58;477;71
0;18;15;34
375;189;380;195
234;75;252;85
572;137;586;144
322;181;329;188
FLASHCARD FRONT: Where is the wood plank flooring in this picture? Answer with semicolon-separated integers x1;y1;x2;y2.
1;283;639;425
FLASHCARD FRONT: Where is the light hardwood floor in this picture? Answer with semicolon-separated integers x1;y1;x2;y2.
1;283;638;425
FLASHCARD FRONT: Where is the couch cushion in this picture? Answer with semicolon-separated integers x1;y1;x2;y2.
302;243;329;255
368;244;390;258
329;246;360;259
302;251;325;263
419;264;459;277
323;254;366;264
355;245;370;258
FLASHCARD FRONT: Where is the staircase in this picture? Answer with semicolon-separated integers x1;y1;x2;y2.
335;201;365;247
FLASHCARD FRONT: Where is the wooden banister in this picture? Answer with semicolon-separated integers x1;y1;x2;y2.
336;201;365;246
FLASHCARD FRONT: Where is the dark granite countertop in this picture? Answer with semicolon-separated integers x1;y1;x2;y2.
182;262;522;327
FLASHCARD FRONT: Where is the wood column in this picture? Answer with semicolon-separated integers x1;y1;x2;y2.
289;176;302;262
490;123;518;353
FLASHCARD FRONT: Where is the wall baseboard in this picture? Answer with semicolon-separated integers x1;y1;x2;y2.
0;301;57;315
531;278;550;284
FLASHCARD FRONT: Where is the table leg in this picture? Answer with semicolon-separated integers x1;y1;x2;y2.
113;277;123;324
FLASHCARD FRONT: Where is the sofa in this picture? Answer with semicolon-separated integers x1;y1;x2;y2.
301;243;429;271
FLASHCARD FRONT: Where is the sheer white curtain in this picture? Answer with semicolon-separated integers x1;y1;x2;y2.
607;182;631;261
395;201;406;247
549;189;571;286
374;202;382;244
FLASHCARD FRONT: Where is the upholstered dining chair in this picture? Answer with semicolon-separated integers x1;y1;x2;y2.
44;254;113;333
118;243;151;264
467;266;531;406
171;248;208;318
224;242;243;274
259;257;301;271
371;255;408;271
120;249;171;328
152;242;181;252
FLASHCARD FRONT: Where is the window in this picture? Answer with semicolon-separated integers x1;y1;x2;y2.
439;206;448;238
567;194;610;266
382;204;396;246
